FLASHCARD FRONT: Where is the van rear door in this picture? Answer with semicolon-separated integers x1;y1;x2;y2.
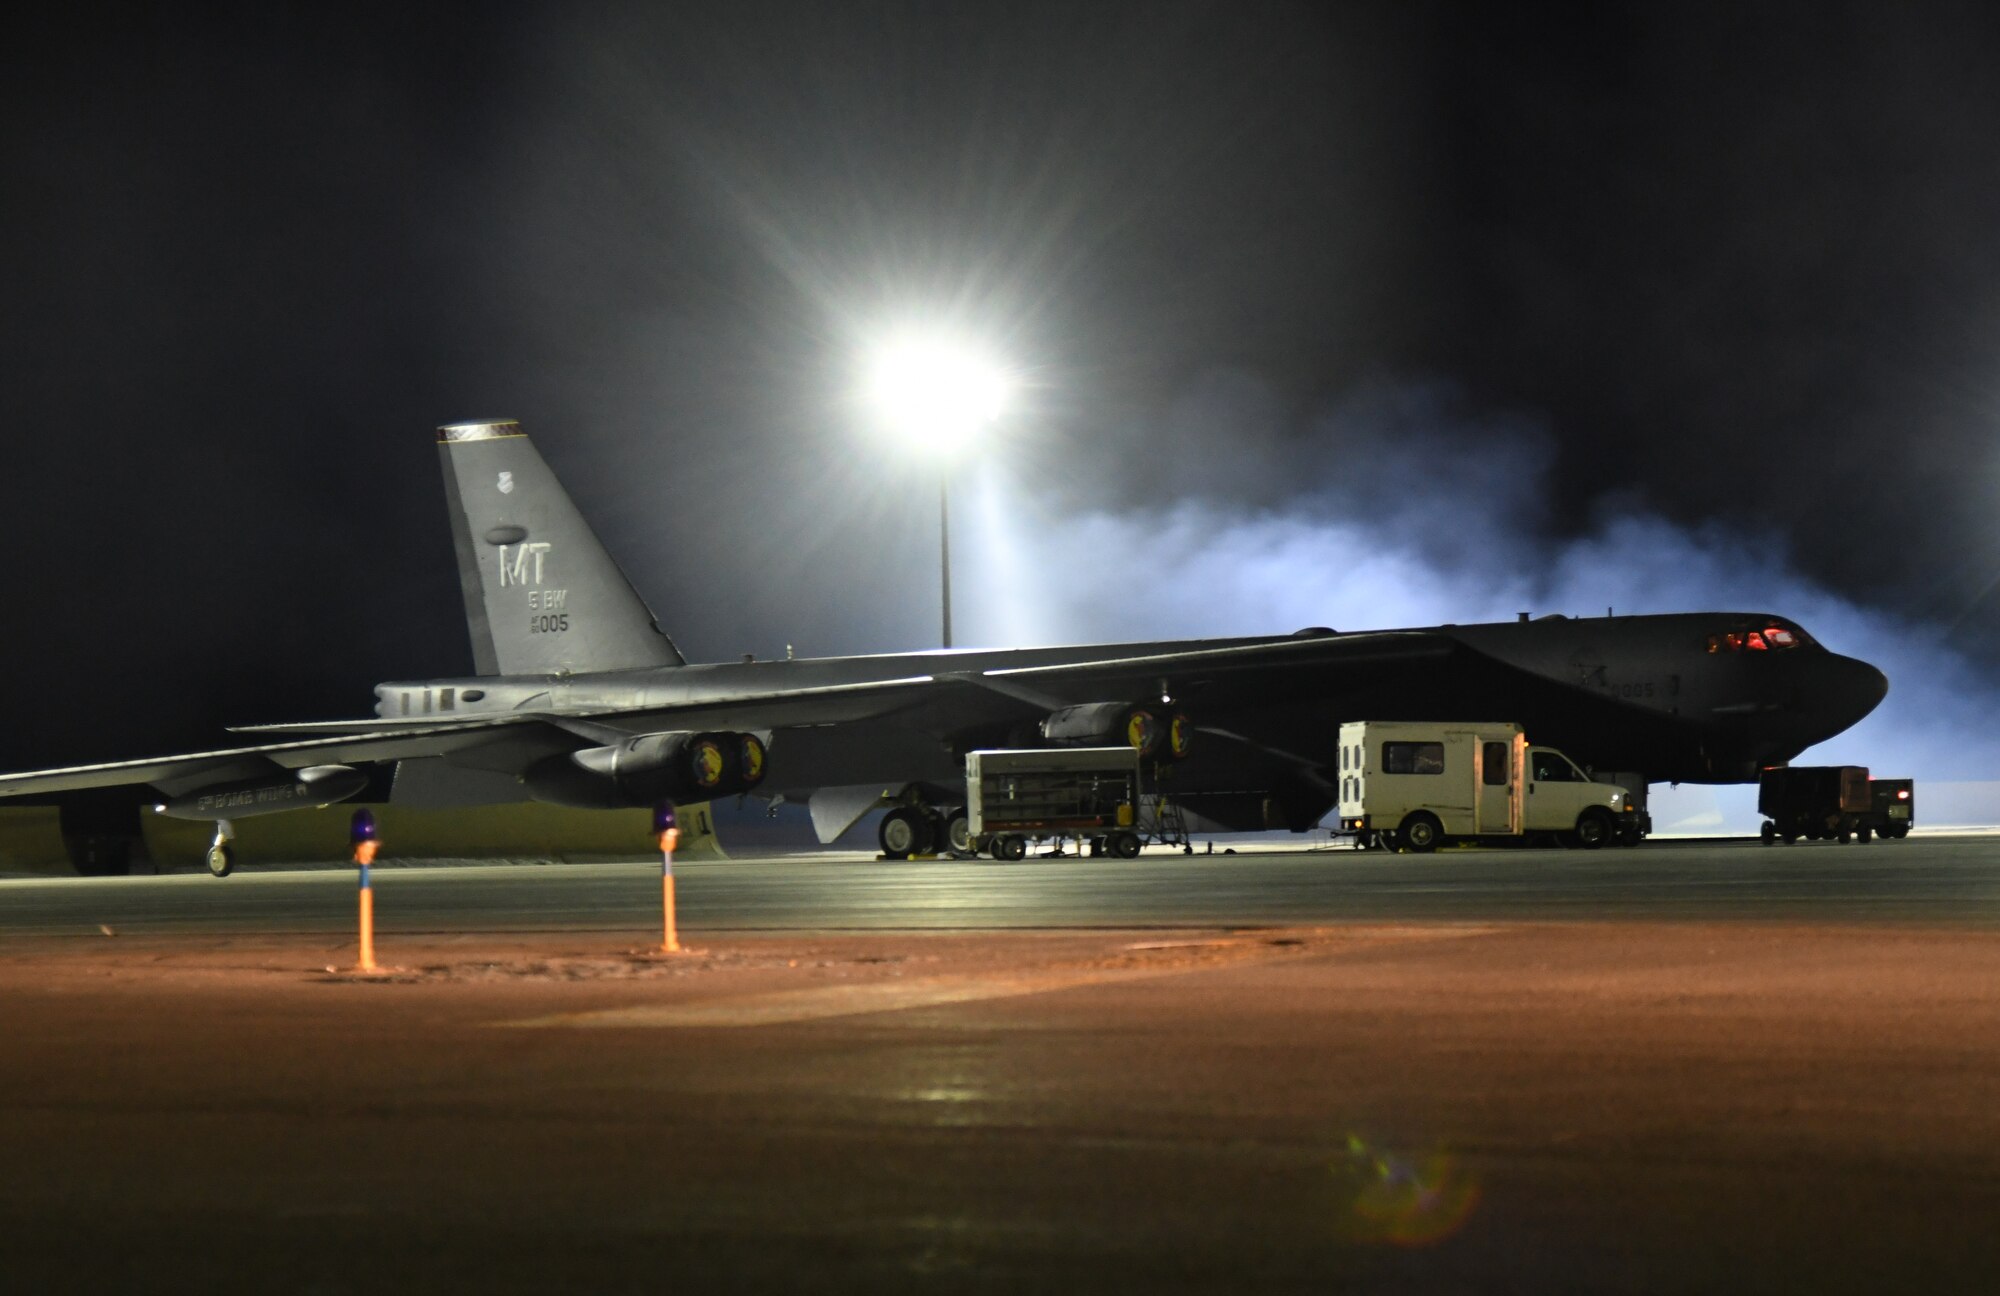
1473;734;1519;834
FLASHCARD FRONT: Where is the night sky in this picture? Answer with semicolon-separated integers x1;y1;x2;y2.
8;1;2000;779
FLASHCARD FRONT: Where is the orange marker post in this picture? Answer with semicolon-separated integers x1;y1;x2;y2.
351;808;381;973
654;800;683;954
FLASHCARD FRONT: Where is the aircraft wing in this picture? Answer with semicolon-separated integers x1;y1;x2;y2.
0;716;572;799
0;629;1680;803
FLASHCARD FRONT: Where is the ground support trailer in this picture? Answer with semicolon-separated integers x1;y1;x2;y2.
1757;766;1913;843
1335;720;1645;852
966;748;1143;861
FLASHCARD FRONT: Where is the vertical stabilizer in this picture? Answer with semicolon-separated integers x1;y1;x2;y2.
437;421;686;676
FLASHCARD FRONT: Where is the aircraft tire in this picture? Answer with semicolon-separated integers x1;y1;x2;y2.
1398;812;1443;854
1108;831;1142;859
942;808;972;856
1573;809;1612;850
879;808;932;860
206;843;235;878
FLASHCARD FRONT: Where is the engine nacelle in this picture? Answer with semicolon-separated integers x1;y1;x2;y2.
1040;702;1192;762
158;764;370;820
520;732;768;809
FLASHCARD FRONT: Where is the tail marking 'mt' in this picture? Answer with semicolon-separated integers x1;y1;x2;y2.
437;421;685;677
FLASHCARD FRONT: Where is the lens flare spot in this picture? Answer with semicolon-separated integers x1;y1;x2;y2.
1332;1133;1481;1247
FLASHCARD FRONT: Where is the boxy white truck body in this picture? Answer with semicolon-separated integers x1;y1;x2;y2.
1335;720;1637;850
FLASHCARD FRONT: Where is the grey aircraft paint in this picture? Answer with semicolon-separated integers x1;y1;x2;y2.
0;421;1889;868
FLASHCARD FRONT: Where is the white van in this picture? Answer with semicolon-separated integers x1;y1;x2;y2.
1335;720;1640;851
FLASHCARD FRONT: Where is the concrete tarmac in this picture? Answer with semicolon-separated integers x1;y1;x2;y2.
5;837;2000;1292
5;833;2000;934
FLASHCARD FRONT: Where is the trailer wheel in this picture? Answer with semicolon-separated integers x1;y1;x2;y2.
1856;824;1873;843
1398;811;1443;854
880;807;933;860
1573;809;1612;850
995;835;1028;862
1108;831;1142;859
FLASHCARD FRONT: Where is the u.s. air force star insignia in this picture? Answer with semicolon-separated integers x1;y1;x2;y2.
497;471;515;494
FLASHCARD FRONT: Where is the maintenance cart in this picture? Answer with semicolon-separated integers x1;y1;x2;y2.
966;747;1142;861
1757;765;1913;843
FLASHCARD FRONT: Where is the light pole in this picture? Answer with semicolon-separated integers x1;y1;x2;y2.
939;473;952;647
864;337;1010;649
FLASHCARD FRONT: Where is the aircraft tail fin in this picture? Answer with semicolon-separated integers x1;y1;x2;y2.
436;421;686;676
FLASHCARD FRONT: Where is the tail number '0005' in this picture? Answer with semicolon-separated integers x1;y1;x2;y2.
530;614;570;634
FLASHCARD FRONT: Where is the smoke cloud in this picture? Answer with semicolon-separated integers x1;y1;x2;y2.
950;378;2000;833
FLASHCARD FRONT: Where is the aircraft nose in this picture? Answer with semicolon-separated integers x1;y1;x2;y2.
1818;651;1889;733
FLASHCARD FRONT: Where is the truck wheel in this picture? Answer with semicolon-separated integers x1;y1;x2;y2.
1760;822;1776;845
1856;824;1873;844
1573;809;1612;850
1616;826;1643;847
1398;812;1443;854
1109;831;1142;859
879;808;933;860
996;835;1027;862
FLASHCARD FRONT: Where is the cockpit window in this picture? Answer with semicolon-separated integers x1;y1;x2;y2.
1706;622;1814;654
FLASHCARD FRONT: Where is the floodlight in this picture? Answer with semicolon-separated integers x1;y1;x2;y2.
864;337;1011;454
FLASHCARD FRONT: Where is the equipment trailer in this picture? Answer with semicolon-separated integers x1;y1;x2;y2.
965;748;1143;860
1757;766;1913;843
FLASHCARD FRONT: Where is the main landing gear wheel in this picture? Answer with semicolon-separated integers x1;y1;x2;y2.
1398;812;1443;854
205;843;235;878
943;808;972;856
1573;809;1612;850
879;807;934;860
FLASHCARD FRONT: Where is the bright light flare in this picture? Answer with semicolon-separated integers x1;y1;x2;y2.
863;337;1012;454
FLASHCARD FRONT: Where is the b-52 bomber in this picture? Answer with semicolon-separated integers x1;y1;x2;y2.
1;421;1889;874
